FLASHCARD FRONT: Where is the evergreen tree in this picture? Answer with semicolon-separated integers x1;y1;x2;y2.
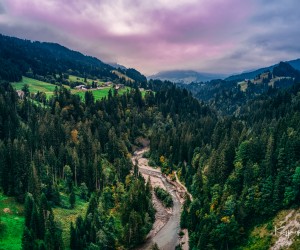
69;189;76;209
22;227;34;250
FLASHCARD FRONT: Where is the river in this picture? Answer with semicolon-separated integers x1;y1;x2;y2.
132;148;189;250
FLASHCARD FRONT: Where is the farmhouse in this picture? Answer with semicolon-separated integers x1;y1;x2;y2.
75;85;86;90
114;84;125;90
104;82;112;87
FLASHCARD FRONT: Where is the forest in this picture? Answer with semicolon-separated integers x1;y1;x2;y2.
0;34;300;250
150;73;300;249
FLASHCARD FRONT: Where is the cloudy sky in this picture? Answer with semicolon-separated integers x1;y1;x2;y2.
0;0;300;75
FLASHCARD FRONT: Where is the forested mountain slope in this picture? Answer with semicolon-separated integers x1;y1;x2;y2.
178;61;300;115
0;82;158;249
0;34;147;86
0;74;213;249
225;58;300;81
149;81;300;249
0;34;115;82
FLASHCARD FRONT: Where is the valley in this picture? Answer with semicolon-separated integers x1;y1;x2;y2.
132;148;182;250
1;31;300;250
12;76;145;101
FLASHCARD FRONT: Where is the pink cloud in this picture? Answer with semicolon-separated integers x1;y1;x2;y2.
1;0;300;75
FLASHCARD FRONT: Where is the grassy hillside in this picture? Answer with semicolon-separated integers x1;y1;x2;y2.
74;86;132;100
12;77;148;102
112;70;134;82
12;76;65;98
0;192;89;250
0;193;24;250
68;75;105;86
69;75;95;85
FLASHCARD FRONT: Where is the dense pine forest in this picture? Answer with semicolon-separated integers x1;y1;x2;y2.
0;78;161;249
150;75;300;249
1;34;300;249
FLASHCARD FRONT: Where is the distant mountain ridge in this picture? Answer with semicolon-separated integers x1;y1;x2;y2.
150;59;300;84
148;70;226;84
225;58;300;81
176;61;300;115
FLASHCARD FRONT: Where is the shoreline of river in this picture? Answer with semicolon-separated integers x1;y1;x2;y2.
132;148;190;250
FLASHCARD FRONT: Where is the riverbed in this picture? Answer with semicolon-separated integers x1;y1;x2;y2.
132;148;189;250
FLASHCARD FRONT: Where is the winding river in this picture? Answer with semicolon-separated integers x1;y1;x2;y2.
132;148;189;250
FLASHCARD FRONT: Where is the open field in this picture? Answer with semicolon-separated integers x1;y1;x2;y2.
71;86;131;100
12;77;148;101
69;75;93;84
0;193;24;250
0;192;89;250
12;76;66;98
68;75;105;86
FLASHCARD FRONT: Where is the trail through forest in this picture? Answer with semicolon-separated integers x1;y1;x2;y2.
132;148;190;250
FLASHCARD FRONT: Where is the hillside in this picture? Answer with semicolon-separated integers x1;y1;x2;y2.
0;34;117;82
149;59;300;84
178;61;300;114
226;58;300;81
150;79;300;250
0;34;148;88
11;76;135;101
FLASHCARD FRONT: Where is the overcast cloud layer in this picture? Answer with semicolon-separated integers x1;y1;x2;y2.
0;0;299;75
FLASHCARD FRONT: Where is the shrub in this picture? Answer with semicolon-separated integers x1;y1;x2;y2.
154;187;173;207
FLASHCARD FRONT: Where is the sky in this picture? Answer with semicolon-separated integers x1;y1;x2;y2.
0;0;300;76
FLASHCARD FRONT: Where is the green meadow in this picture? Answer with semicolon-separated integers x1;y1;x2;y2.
0;192;88;250
12;76;64;98
70;86;132;101
12;77;149;103
0;193;24;250
68;75;105;86
12;77;139;100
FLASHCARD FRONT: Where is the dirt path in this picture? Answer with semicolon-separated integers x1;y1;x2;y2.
132;148;190;250
174;171;193;202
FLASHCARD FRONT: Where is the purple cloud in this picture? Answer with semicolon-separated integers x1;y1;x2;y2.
0;0;300;75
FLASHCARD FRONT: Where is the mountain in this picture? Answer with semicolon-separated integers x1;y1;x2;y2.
149;70;226;84
273;61;300;78
288;58;300;71
177;61;300;114
225;66;276;81
226;58;300;81
0;34;119;83
149;59;300;84
0;34;147;86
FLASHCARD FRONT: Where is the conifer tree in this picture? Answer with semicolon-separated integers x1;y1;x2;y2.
69;188;76;209
22;227;34;250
